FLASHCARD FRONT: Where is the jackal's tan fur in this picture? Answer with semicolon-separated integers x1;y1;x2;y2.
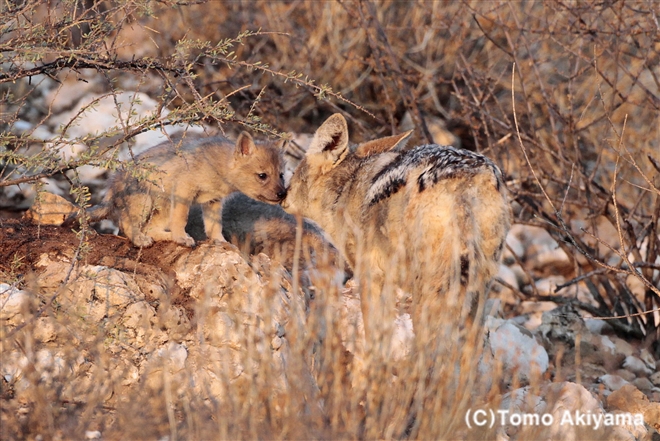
80;133;287;247
282;113;511;337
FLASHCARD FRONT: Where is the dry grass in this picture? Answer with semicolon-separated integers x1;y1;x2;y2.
1;0;659;439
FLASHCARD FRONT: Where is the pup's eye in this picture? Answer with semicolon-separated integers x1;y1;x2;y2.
257;173;268;181
279;173;284;179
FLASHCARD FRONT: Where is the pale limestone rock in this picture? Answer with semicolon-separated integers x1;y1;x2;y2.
623;355;654;377
584;316;612;334
614;369;637;383
610;336;635;358
336;280;413;365
25;192;78;225
534;276;566;296
480;317;549;386
507;224;570;271
519;300;558;330
496;383;640;440
599;374;630;392
504;229;524;260
544;382;607;440
62;265;143;323
639;349;656;371
44;69;101;113
0;284;30;321
47;90;204;180
632;377;654;393
494;263;519;305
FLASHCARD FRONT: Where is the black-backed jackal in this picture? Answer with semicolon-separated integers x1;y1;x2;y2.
281;113;511;341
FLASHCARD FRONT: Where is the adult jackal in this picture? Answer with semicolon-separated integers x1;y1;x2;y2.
281;113;511;340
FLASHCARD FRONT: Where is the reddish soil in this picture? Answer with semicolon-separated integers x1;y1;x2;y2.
0;216;198;310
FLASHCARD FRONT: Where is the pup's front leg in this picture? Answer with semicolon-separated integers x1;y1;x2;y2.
169;193;195;247
201;199;226;242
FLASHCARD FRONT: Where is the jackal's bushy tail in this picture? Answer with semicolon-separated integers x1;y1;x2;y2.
456;171;510;320
410;169;510;326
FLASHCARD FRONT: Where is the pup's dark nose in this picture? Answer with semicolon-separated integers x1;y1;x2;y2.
277;188;287;201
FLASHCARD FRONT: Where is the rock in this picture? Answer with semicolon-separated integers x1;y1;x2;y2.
531;247;571;273
398;110;460;148
614;369;637;383
518;300;558;330
9;120;33;134
498;385;547;419
0;177;37;210
504;228;525;260
632;377;654;393
534;276;566;296
544;382;607;439
61;265;144;323
623;355;654;377
44;69;102;113
599;374;630;391
494;264;519;305
336;280;413;364
0;284;30;321
47;90;204;173
610;336;635;358
25;191;78;225
6;349;72;389
596;335;617;354
584;317;613;334
607;384;660;432
391;313;414;361
507;224;570;273
497;382;640;440
639;349;656;371
480;317;549;386
484;298;504;318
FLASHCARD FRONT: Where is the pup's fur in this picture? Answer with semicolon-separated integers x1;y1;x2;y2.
281;114;511;337
74;133;286;247
186;192;345;277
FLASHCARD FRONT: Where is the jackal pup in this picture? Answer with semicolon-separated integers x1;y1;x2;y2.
79;133;287;247
186;192;345;275
281;114;511;336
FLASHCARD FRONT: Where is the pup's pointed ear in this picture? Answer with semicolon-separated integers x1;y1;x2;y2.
235;131;255;156
355;129;414;157
306;114;350;174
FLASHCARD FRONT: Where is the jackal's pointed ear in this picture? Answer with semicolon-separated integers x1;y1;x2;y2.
306;113;350;174
276;135;292;155
354;129;414;157
235;131;255;156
